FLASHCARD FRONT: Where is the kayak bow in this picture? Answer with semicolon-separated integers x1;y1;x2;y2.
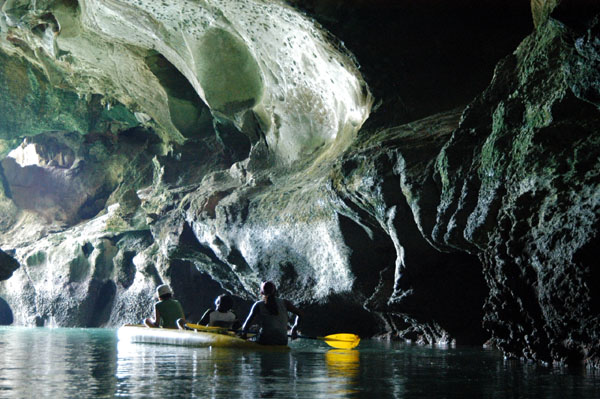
118;324;287;351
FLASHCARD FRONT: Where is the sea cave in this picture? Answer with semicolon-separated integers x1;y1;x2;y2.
1;0;600;369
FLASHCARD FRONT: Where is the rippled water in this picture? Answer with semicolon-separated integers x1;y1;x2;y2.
0;327;598;398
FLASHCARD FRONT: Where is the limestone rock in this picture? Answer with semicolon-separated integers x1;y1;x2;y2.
0;52;139;148
1;0;372;161
431;15;600;365
0;129;159;225
531;0;560;28
330;110;488;344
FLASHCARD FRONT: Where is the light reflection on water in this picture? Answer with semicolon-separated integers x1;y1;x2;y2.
114;338;362;398
0;327;118;398
0;327;599;398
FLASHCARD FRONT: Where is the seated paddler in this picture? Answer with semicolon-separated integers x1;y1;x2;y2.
240;281;304;345
197;294;239;329
144;284;186;329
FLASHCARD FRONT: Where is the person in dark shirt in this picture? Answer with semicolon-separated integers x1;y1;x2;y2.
144;284;186;329
240;281;303;345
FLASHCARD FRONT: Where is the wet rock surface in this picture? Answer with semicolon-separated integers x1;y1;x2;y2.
0;0;599;367
433;16;600;367
330;110;489;344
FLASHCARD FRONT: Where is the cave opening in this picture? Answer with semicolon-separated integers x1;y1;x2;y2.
195;27;264;116
168;260;236;323
175;222;226;266
87;280;116;327
0;297;13;325
57;0;79;11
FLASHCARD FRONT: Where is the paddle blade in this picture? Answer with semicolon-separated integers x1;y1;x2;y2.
186;323;229;334
321;334;360;349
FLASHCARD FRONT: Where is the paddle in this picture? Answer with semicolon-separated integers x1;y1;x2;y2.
187;323;360;349
186;323;234;334
293;333;360;349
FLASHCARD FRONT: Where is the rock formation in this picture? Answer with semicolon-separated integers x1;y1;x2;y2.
431;13;600;366
0;0;599;367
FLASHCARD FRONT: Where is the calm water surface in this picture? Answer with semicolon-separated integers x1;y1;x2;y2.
0;327;598;398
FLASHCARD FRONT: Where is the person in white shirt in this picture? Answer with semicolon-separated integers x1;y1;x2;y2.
198;294;238;328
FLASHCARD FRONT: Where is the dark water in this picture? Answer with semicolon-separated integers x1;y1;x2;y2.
0;327;598;398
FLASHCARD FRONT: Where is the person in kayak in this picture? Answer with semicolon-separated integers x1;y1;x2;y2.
197;294;239;329
144;284;186;329
240;281;303;345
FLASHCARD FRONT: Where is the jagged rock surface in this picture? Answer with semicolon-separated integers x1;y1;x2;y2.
430;15;600;366
330;110;488;344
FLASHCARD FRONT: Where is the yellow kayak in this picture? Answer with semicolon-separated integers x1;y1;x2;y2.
117;324;289;351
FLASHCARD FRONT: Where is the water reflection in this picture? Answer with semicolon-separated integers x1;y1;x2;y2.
0;327;118;398
1;327;599;398
325;349;360;397
116;339;365;398
116;339;300;398
326;349;359;377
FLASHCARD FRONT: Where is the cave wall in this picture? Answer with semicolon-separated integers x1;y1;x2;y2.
430;14;600;366
330;110;489;344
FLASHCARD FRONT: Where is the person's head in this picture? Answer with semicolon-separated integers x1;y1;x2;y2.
156;284;173;301
260;281;276;298
215;294;233;312
260;281;278;315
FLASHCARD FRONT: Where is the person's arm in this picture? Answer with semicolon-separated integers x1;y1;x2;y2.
144;303;161;328
285;300;304;339
199;309;213;326
155;304;162;327
176;302;186;328
231;311;242;330
240;302;259;338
